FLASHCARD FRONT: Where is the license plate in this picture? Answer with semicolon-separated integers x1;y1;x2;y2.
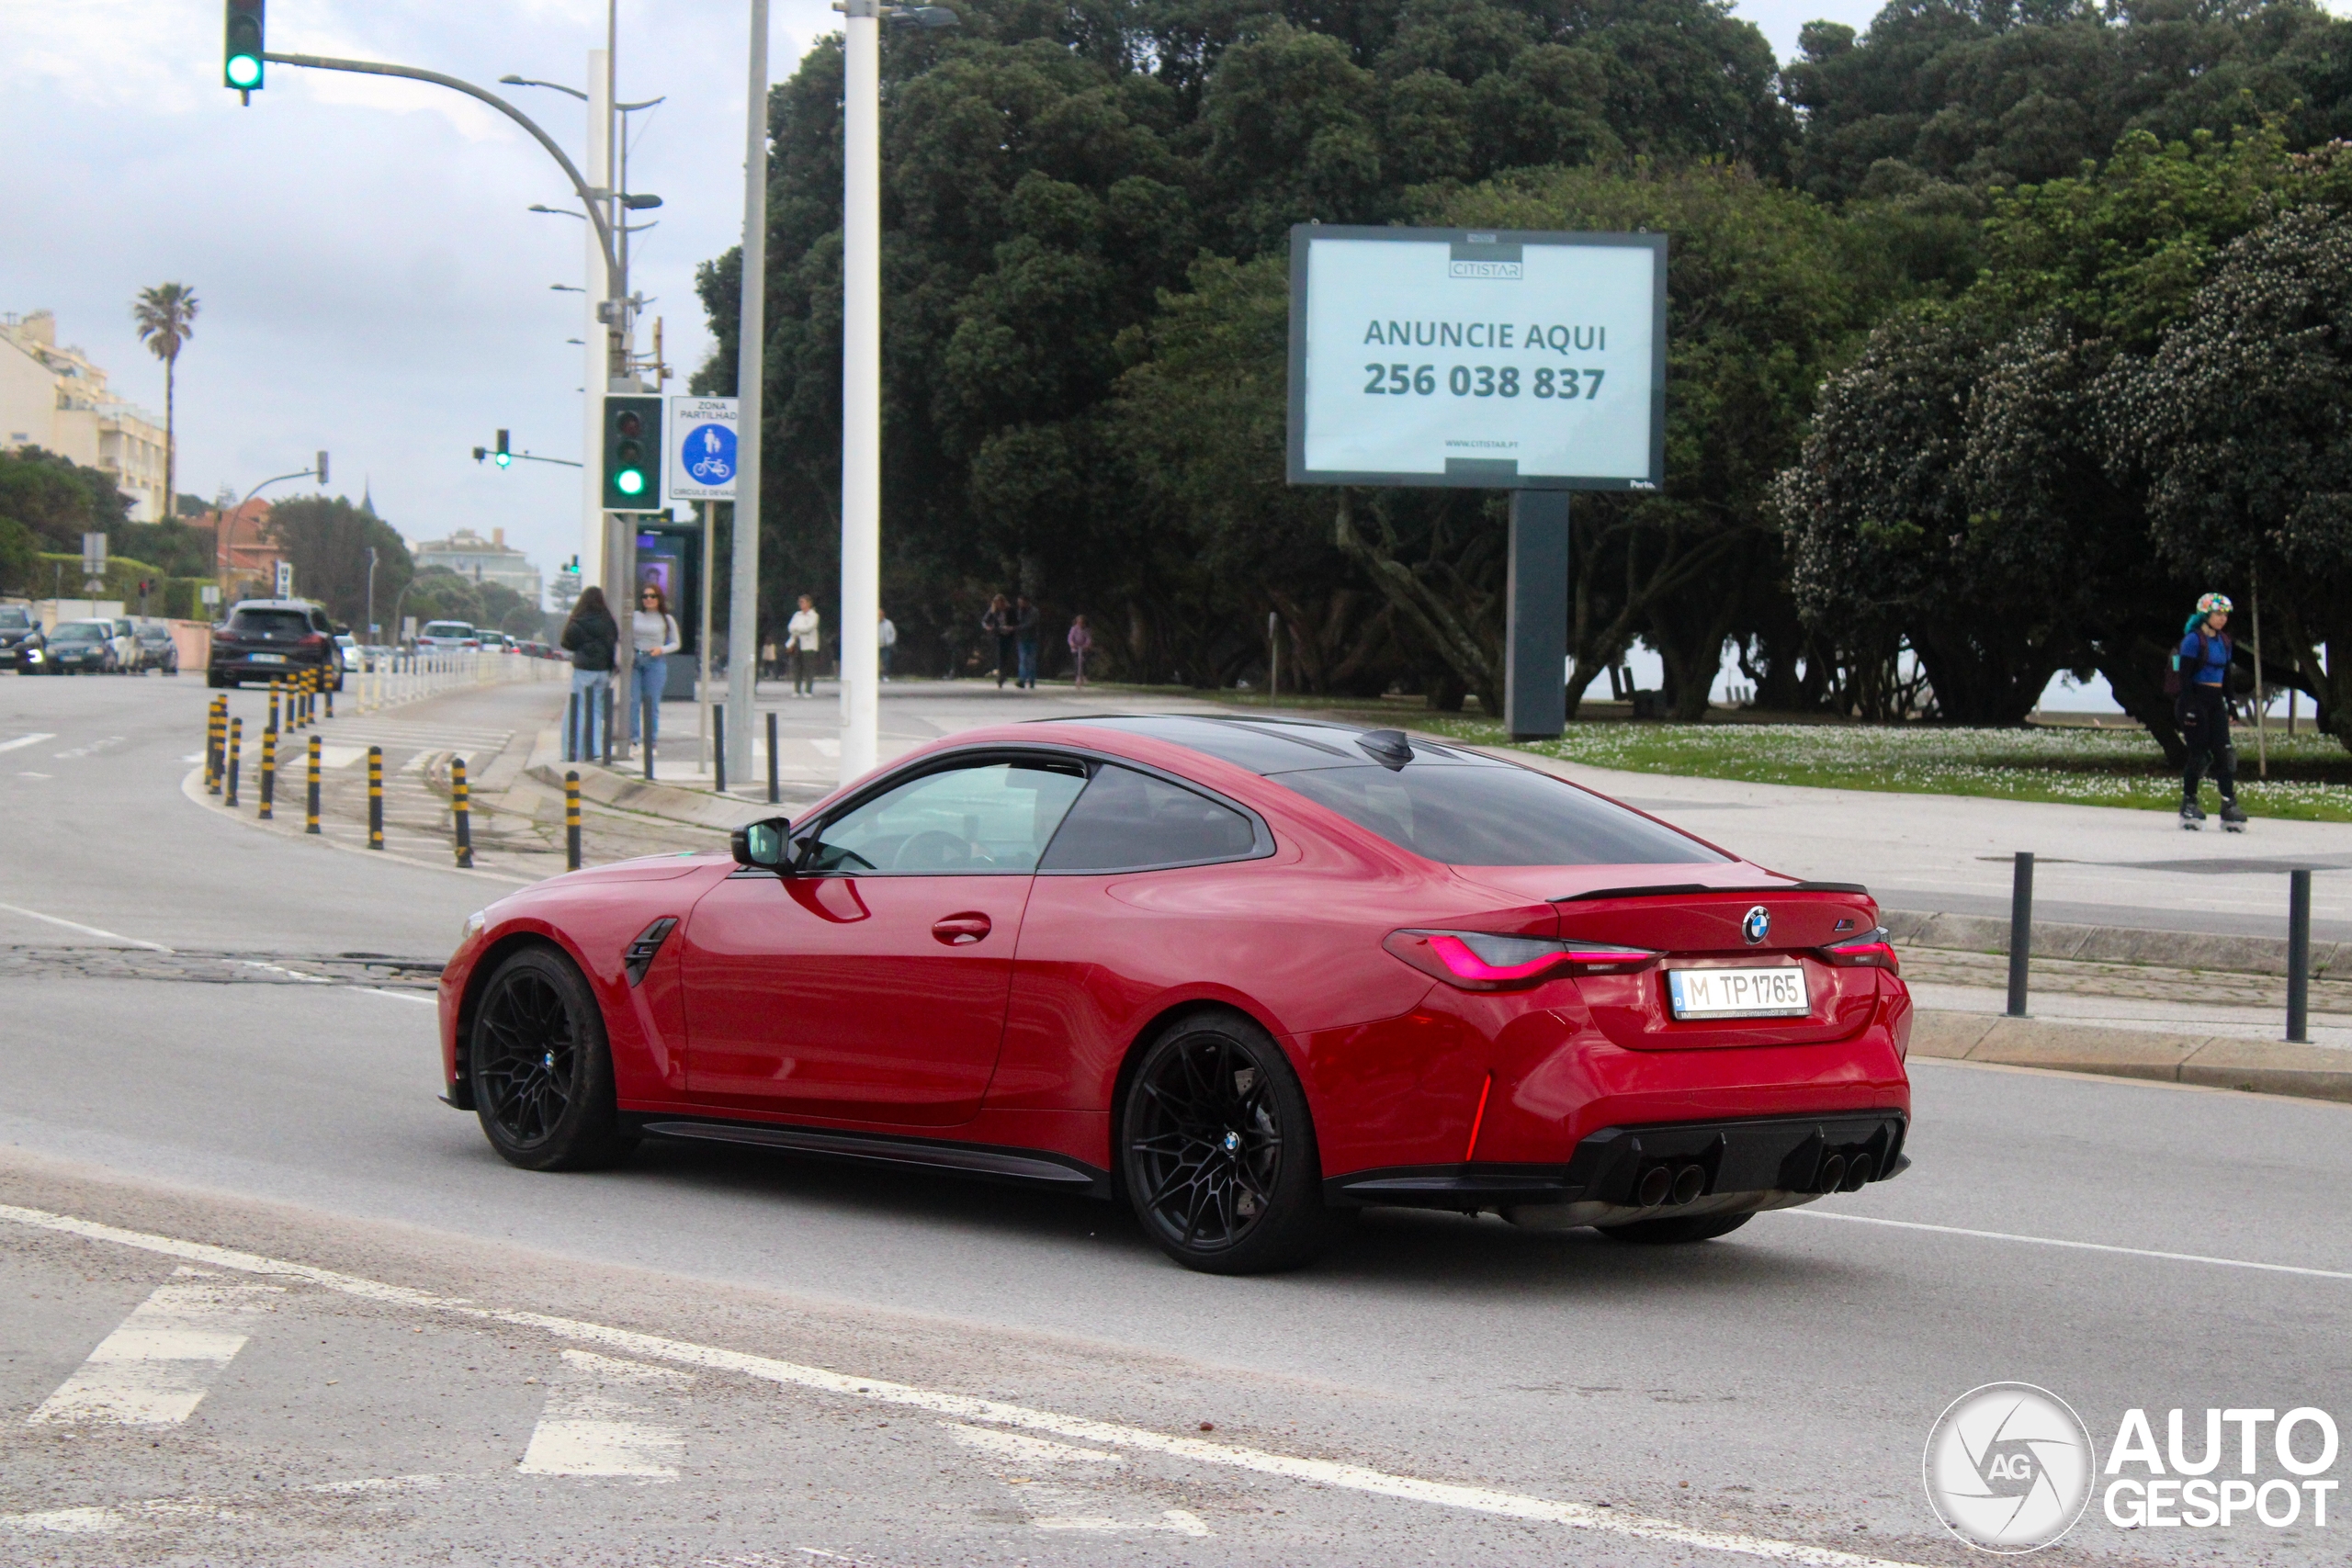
251;653;287;664
1668;966;1809;1019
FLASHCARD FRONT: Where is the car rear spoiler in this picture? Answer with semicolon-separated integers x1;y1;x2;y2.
1553;881;1871;903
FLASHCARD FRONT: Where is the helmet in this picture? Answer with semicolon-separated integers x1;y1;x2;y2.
2197;592;2233;615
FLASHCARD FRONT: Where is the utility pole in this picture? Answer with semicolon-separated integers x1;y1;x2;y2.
581;47;614;598
839;0;882;781
726;0;770;784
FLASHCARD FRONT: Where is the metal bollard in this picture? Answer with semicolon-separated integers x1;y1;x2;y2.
2005;852;2034;1018
766;710;780;805
641;689;655;781
565;770;582;872
603;687;616;768
269;681;281;737
226;717;243;808
566;692;581;763
714;705;727;794
206;696;225;793
323;675;334;719
306;734;322;835
259;724;277;819
2288;868;2312;1044
452;756;473;868
368;745;384;850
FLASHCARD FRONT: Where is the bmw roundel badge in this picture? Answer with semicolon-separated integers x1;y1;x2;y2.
1742;906;1770;945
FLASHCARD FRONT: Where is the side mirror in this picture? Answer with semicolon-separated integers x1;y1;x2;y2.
729;816;793;872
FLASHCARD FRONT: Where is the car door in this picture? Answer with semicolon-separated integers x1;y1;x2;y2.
681;753;1090;1125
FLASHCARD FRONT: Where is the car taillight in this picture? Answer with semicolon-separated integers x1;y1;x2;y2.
1383;929;1658;991
1821;930;1899;973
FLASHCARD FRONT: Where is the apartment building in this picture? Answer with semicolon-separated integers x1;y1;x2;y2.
0;310;170;523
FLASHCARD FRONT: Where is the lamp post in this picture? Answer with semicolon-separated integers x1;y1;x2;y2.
725;0;771;784
216;454;328;600
365;546;378;639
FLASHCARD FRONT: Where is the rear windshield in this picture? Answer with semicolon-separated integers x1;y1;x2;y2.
51;623;107;643
1276;763;1727;867
232;609;315;637
422;623;472;637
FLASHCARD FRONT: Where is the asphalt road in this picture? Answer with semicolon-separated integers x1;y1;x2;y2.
5;673;2352;1565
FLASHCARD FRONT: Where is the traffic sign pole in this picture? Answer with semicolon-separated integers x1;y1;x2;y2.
726;0;769;787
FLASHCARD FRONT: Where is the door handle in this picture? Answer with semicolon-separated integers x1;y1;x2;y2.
931;913;991;945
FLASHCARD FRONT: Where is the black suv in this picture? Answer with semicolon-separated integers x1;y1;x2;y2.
209;600;344;690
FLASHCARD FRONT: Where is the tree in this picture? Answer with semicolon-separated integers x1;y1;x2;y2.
0;446;130;554
266;495;413;631
131;284;200;518
2103;206;2352;750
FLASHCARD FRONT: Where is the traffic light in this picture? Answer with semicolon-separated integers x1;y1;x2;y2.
494;429;512;468
601;394;662;510
224;0;265;95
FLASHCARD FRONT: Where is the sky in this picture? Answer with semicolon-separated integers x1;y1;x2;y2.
0;0;2262;604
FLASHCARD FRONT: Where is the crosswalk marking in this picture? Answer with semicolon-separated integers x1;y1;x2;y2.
516;1349;689;1478
29;1268;280;1427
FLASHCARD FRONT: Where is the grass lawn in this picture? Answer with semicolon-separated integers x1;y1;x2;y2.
1174;690;2352;822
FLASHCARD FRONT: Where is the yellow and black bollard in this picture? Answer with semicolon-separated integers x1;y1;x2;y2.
306;733;322;835
323;668;334;719
205;696;225;793
259;723;277;819
268;680;281;737
367;745;384;850
226;717;243;808
451;756;474;868
565;770;582;871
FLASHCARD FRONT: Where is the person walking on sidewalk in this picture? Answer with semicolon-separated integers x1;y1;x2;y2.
628;582;682;754
1067;613;1093;689
877;608;897;682
1013;595;1041;689
982;593;1013;688
786;594;822;697
2176;591;2247;830
560;586;617;761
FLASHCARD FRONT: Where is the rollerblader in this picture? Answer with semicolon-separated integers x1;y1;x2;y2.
2174;592;2247;831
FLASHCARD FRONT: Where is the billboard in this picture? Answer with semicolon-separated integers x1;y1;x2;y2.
1287;226;1666;490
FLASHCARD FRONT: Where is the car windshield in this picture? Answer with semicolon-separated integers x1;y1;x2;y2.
51;624;106;643
232;609;314;637
137;626;171;641
0;607;29;630
1275;763;1728;867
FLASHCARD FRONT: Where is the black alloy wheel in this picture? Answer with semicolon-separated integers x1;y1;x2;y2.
1120;1011;1348;1275
469;945;631;1171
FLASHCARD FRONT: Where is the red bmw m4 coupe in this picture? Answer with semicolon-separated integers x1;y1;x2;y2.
439;716;1912;1273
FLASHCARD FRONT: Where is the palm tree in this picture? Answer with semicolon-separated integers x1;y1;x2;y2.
131;283;200;522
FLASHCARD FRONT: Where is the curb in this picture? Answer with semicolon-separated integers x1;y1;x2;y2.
524;761;826;830
1883;909;2345;981
1912;1010;2352;1102
177;765;536;887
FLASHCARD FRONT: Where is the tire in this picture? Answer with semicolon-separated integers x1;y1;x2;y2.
206;670;228;688
1119;1010;1349;1275
1597;1212;1754;1246
468;945;632;1172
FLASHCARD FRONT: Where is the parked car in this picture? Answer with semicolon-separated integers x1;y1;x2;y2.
106;617;142;671
439;715;1914;1275
416;621;481;652
334;633;362;672
476;630;515;653
0;604;35;665
208;600;345;690
19;619;121;674
131;621;180;675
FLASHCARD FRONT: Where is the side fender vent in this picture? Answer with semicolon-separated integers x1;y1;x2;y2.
624;917;679;987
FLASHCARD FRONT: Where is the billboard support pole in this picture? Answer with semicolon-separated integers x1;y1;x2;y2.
1505;491;1569;739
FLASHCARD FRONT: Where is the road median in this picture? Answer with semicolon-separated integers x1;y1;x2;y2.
1913;1010;2352;1101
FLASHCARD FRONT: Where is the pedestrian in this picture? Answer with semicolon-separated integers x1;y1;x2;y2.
2175;591;2247;830
877;607;897;681
1067;613;1093;689
1013;595;1040;689
982;593;1013;688
787;594;822;697
559;585;617;761
761;637;778;682
628;581;682;754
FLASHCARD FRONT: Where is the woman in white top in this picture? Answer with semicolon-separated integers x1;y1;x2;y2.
786;594;821;696
628;581;683;751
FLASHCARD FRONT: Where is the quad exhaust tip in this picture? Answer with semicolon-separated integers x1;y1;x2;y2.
1634;1164;1711;1208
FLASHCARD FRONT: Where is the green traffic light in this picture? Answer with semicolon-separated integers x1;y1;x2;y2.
493;452;512;469
616;469;646;496
227;53;262;87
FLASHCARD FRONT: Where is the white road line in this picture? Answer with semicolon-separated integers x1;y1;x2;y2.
0;1201;1932;1568
28;1268;281;1427
1032;1508;1212;1536
0;899;172;952
948;1421;1124;1466
516;1349;688;1478
1792;1209;2352;1280
0;732;57;755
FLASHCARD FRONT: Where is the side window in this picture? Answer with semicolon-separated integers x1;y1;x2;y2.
802;760;1088;874
1038;765;1259;873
